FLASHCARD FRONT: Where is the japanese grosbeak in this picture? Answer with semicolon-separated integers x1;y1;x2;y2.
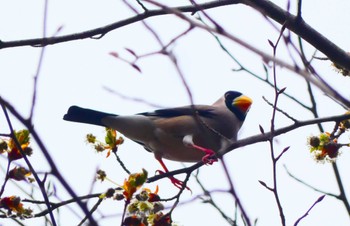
64;91;252;187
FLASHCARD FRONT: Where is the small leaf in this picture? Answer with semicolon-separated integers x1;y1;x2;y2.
282;146;290;153
268;39;274;48
276;146;290;161
131;63;142;73
258;180;267;187
258;180;273;191
109;52;119;58
259;125;265;134
262;63;268;74
56;25;64;33
125;48;137;57
278;87;287;94
316;195;326;203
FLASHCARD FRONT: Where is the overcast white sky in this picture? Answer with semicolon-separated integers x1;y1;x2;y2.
1;1;350;225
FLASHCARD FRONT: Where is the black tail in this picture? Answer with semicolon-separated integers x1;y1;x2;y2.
63;106;117;127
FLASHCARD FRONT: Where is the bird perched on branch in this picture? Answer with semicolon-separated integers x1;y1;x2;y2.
63;91;252;188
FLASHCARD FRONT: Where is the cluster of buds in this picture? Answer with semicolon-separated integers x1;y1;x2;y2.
307;113;350;162
90;129;177;225
98;169;178;226
122;170;178;226
86;128;124;157
0;130;34;182
123;188;172;226
0;129;33;161
308;133;340;162
8;166;34;183
0;196;33;218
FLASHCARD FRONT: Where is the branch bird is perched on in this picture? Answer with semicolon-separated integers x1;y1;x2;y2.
63;91;252;188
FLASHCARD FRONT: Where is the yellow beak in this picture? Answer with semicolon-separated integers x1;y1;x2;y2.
233;95;253;113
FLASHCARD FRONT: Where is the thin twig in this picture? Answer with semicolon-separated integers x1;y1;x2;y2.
197;15;311;111
29;0;48;121
266;25;287;226
194;172;236;225
284;165;338;198
331;163;350;214
0;160;11;197
0;104;57;225
262;96;297;122
294;195;325;226
112;150;131;175
221;157;251;226
22;192;101;218
78;198;104;226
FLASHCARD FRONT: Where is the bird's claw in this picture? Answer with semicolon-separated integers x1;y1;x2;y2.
156;170;191;191
202;155;218;165
201;149;218;165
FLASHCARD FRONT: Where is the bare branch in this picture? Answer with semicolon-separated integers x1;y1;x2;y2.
1;0;349;73
145;0;350;109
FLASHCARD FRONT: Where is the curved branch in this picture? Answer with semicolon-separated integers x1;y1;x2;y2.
222;113;350;156
244;0;350;71
0;1;236;49
1;0;349;72
148;113;350;182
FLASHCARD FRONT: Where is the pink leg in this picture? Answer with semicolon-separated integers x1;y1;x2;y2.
190;144;218;165
156;157;191;191
183;135;218;164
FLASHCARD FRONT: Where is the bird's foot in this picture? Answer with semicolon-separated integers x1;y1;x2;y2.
201;149;218;165
156;170;191;191
190;144;218;165
183;135;218;164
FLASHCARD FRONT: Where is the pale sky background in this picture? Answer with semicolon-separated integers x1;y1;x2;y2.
1;0;350;226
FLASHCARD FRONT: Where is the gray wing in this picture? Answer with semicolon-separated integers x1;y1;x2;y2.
138;105;216;118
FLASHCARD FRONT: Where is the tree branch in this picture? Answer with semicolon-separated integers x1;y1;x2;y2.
148;113;350;182
244;0;350;72
0;96;98;226
1;0;349;72
0;1;236;49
